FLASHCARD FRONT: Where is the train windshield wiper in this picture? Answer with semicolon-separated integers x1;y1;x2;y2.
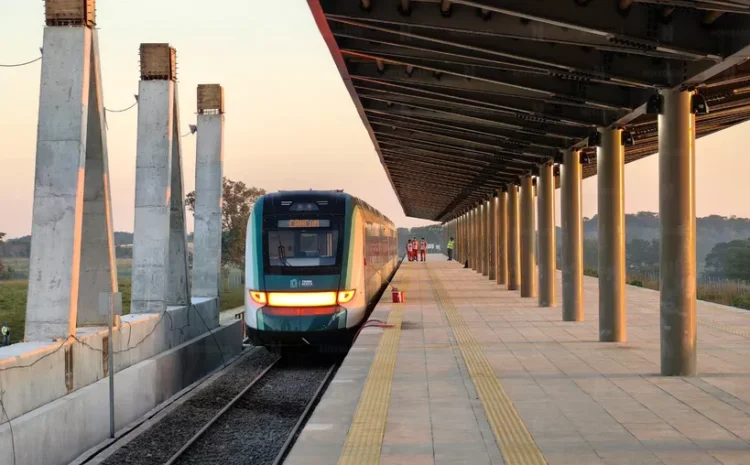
277;237;291;267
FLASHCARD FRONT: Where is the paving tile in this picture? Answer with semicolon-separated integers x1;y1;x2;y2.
286;262;750;465
379;455;436;465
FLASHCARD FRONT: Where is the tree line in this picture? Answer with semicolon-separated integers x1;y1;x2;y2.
0;178;265;279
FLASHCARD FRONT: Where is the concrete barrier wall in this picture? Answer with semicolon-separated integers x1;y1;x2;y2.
0;302;240;465
0;298;220;424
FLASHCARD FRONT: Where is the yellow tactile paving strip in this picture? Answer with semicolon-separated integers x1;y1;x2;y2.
337;275;408;465
428;267;548;465
700;319;750;338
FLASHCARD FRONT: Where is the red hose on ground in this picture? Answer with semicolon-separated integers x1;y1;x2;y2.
351;318;396;344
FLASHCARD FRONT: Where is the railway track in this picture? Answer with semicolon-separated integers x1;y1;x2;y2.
165;355;338;465
90;348;339;465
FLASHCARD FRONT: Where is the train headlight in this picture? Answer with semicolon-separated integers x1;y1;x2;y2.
337;290;356;304
250;291;267;305
268;292;338;307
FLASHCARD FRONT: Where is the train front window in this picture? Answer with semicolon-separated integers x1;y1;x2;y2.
264;217;341;272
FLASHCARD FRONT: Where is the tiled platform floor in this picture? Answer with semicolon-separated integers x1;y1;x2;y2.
285;259;750;465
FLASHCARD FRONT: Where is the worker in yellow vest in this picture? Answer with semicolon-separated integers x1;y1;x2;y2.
447;237;455;261
1;322;9;346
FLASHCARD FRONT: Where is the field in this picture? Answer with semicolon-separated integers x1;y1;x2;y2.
3;258;134;279
0;259;244;344
583;268;750;310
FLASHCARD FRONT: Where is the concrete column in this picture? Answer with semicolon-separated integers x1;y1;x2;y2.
520;175;537;297
131;44;189;314
457;216;462;262
659;89;697;376
459;215;464;263
562;149;584;321
465;211;470;267
478;204;483;272
488;197;496;281
467;211;473;268
538;162;556;307
25;13;119;341
507;184;521;291
482;201;490;276
472;206;479;271
192;84;225;305
167;86;190;307
459;214;464;263
598;127;626;342
496;189;508;285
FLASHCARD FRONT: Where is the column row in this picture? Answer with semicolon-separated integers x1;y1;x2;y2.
444;88;698;376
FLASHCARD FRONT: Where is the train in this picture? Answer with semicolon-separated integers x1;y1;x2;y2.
243;190;400;351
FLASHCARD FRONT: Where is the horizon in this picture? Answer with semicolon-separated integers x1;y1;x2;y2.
5;209;750;241
3;2;750;239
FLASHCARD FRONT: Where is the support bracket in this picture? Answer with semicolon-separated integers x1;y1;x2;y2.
692;93;709;114
621;129;634;146
646;93;663;115
587;131;601;147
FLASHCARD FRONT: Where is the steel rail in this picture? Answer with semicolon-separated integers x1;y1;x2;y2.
162;358;281;465
271;363;338;465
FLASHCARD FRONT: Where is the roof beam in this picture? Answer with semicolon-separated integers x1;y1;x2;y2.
375;131;543;166
345;51;644;112
383;148;521;182
331;18;706;87
372;120;548;156
319;0;725;59
380;144;528;173
352;76;603;127
381;147;525;179
364;109;564;151
360;91;590;140
361;95;579;142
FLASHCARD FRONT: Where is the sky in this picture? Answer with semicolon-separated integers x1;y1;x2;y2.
2;1;750;239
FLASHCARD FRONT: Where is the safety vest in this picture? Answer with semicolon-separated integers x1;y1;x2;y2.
447;240;455;250
407;242;413;251
420;241;427;249
1;326;8;336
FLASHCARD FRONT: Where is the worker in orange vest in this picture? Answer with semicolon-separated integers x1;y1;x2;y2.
420;238;427;261
406;239;413;261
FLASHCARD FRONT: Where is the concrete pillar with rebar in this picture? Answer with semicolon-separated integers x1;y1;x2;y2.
131;43;190;314
191;84;224;316
25;0;119;341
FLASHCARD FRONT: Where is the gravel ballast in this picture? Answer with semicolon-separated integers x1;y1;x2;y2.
100;348;278;465
173;357;335;465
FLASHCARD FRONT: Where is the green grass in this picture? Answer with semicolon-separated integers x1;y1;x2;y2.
0;280;29;344
220;286;245;311
2;258;133;280
0;278;242;344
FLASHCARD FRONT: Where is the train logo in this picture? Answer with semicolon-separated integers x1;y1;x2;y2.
290;279;299;289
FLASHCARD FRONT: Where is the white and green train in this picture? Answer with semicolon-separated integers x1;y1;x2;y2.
244;190;400;350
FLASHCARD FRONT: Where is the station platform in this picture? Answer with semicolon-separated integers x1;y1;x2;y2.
284;259;750;465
